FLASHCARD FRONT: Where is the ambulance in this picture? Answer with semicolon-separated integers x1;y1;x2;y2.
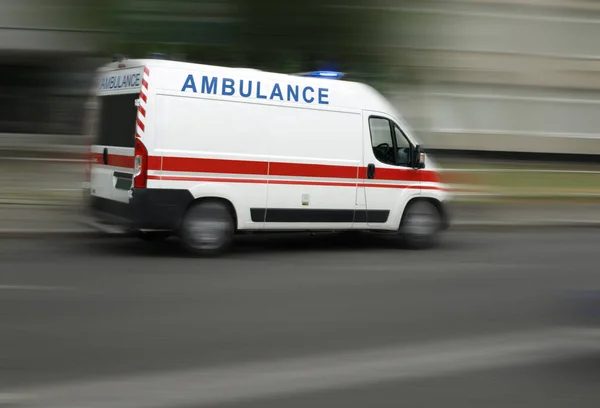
83;58;451;256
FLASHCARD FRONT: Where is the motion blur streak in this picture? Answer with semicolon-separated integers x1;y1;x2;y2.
4;1;600;407
7;328;600;408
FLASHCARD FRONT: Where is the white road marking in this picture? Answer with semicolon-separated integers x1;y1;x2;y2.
0;393;30;403
0;285;73;291
4;327;600;408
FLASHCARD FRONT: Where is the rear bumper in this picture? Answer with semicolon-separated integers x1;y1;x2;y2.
85;188;194;233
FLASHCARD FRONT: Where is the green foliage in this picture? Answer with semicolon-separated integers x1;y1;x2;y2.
90;0;394;79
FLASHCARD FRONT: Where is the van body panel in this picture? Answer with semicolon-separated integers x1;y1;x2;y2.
86;59;450;237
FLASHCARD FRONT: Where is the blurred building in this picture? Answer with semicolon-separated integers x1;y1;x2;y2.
4;0;600;157
0;0;102;136
116;0;238;48
379;0;600;154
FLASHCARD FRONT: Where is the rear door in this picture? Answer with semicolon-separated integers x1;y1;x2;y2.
89;67;144;204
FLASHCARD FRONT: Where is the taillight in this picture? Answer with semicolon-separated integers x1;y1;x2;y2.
134;138;148;189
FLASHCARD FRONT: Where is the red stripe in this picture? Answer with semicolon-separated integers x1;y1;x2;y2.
148;156;161;169
142;79;149;89
137;118;145;132
271;179;356;187
421;185;446;191
160;156;268;176
420;171;441;183
140;92;147;103
269;161;358;179
93;154;442;185
144;66;150;76
148;174;437;190
362;183;421;190
138;105;146;117
154;156;438;183
149;175;264;184
91;153;134;168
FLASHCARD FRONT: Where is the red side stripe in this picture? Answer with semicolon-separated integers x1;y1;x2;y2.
154;156;436;183
148;175;435;190
140;92;147;103
144;66;150;76
90;154;159;170
90;153;134;168
270;179;356;187
361;183;421;190
137;118;145;132
94;154;442;185
142;79;149;89
138;105;146;117
148;156;162;169
420;171;441;183
149;175;265;184
111;155;135;168
160;156;268;176
269;162;358;179
360;167;421;183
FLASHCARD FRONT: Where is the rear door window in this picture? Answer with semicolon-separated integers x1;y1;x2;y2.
96;93;138;148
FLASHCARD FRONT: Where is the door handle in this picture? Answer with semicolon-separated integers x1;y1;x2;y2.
103;148;108;165
367;163;375;179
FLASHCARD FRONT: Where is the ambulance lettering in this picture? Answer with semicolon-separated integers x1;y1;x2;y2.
99;73;141;90
180;74;330;105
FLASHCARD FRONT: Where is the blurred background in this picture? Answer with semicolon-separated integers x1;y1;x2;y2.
6;3;600;407
4;0;600;223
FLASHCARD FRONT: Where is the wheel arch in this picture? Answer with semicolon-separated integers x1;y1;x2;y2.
400;196;448;230
183;196;239;232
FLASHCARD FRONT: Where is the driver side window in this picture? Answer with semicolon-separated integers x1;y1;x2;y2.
369;117;395;166
369;117;412;167
394;125;411;167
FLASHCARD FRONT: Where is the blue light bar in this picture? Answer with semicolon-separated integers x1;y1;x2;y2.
148;52;167;59
295;71;345;79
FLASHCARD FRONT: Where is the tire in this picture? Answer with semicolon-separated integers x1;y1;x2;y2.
399;200;442;249
179;201;235;256
136;231;171;242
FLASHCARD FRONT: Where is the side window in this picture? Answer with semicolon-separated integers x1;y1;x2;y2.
369;117;395;166
394;126;411;167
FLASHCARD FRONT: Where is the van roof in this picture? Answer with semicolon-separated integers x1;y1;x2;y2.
98;58;408;129
102;58;359;86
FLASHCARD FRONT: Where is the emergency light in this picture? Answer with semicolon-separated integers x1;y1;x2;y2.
294;71;345;79
148;52;167;60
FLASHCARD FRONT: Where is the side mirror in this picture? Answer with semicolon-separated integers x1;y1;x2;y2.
413;145;425;169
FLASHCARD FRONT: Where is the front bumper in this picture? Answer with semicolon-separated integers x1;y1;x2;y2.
437;199;451;230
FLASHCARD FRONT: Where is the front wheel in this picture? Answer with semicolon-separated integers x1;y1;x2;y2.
179;201;235;256
399;200;442;249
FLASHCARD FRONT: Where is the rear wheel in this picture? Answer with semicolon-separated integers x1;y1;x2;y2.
399;200;442;249
179;201;235;256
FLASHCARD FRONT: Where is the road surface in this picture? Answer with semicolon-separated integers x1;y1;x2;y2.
2;230;600;407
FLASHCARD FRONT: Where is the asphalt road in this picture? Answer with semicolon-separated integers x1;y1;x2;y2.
2;230;600;407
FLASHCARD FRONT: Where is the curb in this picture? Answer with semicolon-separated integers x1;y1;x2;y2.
450;220;600;231
1;220;600;237
0;229;99;239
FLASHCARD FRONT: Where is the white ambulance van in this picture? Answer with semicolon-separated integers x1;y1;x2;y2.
84;58;451;256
